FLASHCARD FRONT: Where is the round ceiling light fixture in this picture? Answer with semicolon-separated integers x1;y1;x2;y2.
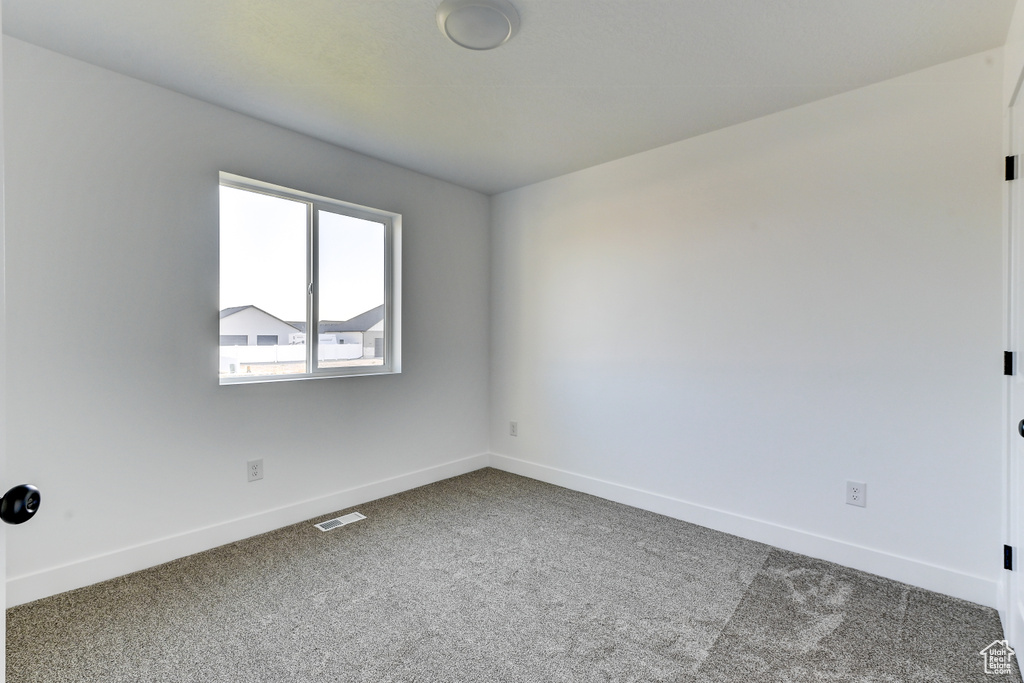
436;0;520;51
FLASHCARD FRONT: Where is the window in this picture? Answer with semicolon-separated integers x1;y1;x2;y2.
219;173;401;384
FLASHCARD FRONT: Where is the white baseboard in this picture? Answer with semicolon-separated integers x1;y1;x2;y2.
6;453;491;607
10;452;998;610
490;454;999;608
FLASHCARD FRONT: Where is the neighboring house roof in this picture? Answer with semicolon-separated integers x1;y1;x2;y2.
220;305;252;319
322;305;385;333
219;305;301;331
288;305;385;334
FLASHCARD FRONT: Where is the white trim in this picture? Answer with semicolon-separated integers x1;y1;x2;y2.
6;453;489;607
10;451;998;609
0;8;8;676
490;454;999;608
1004;44;1024;647
218;171;402;385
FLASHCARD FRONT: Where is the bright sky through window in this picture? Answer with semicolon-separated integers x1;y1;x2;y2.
317;210;384;321
219;186;385;322
220;186;306;321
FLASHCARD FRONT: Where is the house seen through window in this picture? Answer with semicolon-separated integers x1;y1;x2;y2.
219;173;400;383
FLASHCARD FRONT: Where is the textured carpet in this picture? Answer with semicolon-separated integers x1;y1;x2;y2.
7;468;1018;682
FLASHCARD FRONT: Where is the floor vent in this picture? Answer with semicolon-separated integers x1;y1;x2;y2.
314;512;366;532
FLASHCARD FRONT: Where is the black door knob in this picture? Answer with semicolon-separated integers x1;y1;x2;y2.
0;484;40;525
1019;419;1024;438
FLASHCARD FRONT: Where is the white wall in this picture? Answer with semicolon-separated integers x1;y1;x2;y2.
1005;2;1024;108
3;38;491;605
0;5;8;671
490;50;1005;606
2;33;1008;612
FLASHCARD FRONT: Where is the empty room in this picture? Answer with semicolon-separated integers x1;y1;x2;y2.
2;0;1024;681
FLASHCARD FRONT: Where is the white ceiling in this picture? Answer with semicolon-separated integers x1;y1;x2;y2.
2;0;1017;195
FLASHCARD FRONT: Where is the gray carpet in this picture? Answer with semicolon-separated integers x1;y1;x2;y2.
7;468;1018;682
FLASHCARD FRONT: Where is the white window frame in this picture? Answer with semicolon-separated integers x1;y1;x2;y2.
219;172;401;385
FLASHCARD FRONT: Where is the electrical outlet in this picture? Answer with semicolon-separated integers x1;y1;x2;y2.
846;480;866;507
509;421;518;437
247;459;264;482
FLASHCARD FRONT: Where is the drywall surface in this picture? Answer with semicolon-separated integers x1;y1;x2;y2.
3;38;490;604
491;50;1005;604
0;6;8;664
1006;0;1024;106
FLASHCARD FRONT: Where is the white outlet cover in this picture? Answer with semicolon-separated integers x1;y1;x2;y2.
247;459;264;482
846;480;866;507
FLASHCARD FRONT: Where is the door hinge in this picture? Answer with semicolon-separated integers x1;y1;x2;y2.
1007;351;1015;376
1006;544;1014;571
1008;156;1018;181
